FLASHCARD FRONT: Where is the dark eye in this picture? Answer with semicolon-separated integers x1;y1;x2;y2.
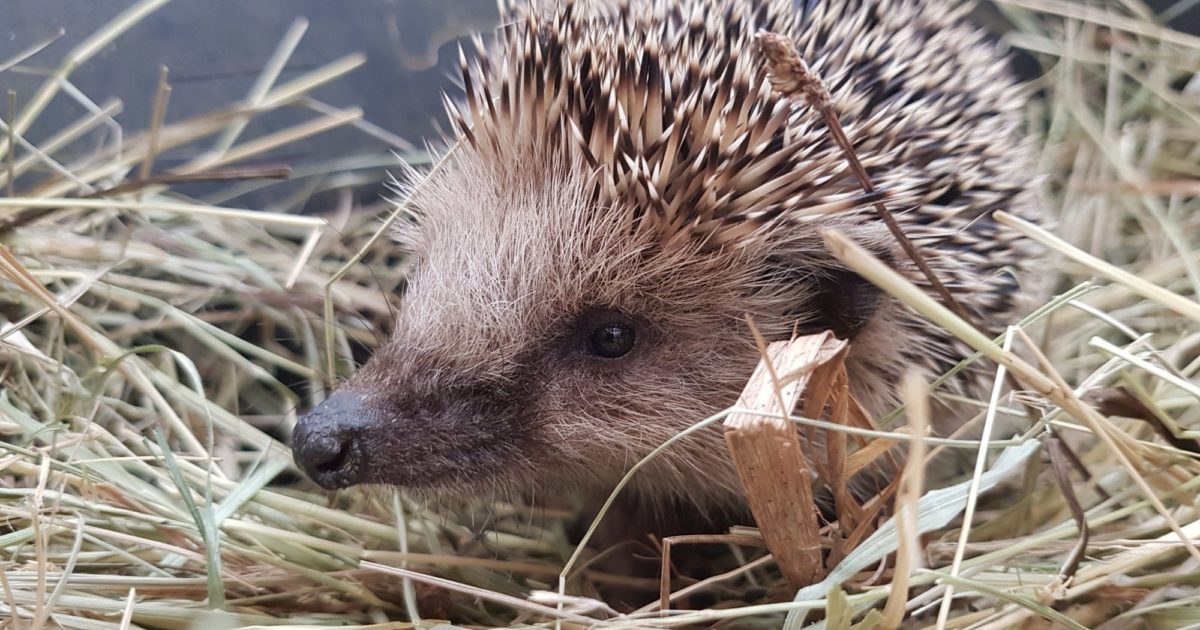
587;323;636;359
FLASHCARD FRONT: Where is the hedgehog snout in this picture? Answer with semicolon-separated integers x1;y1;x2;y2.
292;391;375;490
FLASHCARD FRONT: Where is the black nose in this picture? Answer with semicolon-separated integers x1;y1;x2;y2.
292;391;373;489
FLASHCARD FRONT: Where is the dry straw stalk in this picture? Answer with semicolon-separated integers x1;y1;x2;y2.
722;334;842;588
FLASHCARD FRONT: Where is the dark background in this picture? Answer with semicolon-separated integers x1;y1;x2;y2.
3;0;1198;181
2;1;494;166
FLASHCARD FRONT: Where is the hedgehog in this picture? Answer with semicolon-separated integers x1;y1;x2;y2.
292;0;1042;537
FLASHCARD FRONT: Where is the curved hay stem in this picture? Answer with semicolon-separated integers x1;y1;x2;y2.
880;374;929;627
555;408;732;626
754;31;980;335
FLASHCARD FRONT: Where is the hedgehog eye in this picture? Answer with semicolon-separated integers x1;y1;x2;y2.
587;323;636;359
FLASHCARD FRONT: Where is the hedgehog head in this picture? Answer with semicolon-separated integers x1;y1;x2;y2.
291;0;1033;512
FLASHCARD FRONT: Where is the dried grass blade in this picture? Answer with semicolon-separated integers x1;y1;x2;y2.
881;374;929;627
996;211;1200;322
724;334;844;588
152;431;224;608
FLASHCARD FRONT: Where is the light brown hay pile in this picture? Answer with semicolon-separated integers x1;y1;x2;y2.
1;1;1199;628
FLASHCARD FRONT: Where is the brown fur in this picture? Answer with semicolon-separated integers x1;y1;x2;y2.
294;0;1042;533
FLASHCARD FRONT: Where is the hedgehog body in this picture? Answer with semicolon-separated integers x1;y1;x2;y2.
293;0;1042;530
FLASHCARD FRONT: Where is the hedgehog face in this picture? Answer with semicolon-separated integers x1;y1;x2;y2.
290;150;904;508
292;0;1041;511
293;153;774;502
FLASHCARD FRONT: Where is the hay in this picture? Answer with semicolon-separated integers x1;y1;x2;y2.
1;0;1199;628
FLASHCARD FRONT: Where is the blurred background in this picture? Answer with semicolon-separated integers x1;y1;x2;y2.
4;0;1198;178
3;0;494;172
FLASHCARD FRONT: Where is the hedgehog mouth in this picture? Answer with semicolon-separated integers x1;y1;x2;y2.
359;434;514;493
293;393;512;492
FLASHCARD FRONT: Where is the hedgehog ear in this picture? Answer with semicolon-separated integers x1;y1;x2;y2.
771;232;892;340
803;264;886;339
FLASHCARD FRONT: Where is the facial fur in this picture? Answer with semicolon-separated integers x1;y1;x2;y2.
292;0;1043;519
